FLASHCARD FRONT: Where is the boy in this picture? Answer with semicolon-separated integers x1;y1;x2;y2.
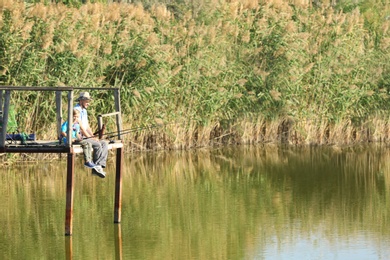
61;109;105;178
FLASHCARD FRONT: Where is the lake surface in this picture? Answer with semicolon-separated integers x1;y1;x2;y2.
1;144;390;259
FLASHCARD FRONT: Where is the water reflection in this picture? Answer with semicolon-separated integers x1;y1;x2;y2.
65;236;72;260
65;224;123;260
1;145;390;259
114;224;123;260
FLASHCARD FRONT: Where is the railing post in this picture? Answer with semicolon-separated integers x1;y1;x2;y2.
56;91;63;142
97;115;103;139
0;90;10;151
0;90;2;124
66;91;73;148
0;90;3;149
114;89;122;140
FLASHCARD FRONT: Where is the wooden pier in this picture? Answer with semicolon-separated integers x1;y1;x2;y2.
0;86;124;236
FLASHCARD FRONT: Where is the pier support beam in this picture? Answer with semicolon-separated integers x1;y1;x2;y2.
114;147;123;223
65;152;75;236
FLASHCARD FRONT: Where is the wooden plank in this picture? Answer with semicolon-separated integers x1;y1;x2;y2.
0;86;74;91
72;87;120;91
0;86;119;91
2;146;70;153
6;140;63;145
4;140;123;152
72;141;123;154
99;112;120;117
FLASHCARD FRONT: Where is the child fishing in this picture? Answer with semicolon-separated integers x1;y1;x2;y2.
61;109;106;178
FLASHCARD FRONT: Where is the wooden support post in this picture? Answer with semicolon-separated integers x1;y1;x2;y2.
114;146;123;223
65;151;75;236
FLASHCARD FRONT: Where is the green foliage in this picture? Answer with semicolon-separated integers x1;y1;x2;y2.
0;0;389;140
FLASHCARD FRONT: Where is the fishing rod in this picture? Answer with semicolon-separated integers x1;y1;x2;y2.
106;124;166;138
84;121;180;141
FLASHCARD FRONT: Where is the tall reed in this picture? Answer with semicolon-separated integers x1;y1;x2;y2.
0;0;389;151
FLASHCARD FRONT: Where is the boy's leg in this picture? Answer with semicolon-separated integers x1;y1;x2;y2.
79;140;93;163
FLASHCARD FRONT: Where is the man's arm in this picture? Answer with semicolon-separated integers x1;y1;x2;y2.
79;122;96;139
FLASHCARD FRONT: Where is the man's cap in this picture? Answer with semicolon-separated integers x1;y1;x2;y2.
77;92;93;101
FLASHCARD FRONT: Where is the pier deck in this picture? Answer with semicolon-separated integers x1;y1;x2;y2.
2;139;123;153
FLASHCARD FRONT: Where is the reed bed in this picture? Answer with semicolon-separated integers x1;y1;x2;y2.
0;0;389;152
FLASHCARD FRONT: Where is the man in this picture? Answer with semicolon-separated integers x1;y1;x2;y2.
74;92;108;178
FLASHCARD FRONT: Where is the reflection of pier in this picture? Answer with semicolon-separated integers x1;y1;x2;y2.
114;224;123;260
65;224;123;260
65;236;72;260
0;86;123;235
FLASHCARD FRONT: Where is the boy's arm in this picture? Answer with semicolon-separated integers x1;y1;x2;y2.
61;122;67;137
73;123;82;141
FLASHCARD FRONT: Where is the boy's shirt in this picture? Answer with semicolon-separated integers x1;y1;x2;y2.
61;121;80;144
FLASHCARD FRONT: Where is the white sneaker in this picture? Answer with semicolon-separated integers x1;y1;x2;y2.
92;166;106;178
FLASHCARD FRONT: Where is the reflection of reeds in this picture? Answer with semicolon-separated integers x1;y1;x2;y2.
2;145;390;258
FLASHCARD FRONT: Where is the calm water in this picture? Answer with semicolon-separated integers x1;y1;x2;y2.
1;145;390;260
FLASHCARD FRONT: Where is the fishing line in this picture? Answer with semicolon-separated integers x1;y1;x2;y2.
83;122;181;141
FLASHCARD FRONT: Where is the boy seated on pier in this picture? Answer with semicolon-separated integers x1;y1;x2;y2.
61;109;106;178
